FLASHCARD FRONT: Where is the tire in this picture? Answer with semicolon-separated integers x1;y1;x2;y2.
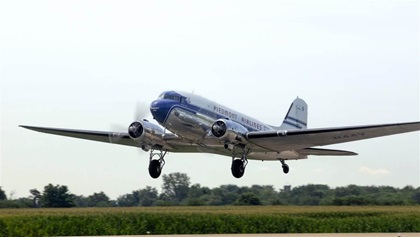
231;159;245;178
149;159;162;178
282;164;289;174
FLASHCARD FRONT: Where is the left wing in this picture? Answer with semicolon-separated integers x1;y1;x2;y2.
246;122;420;152
299;148;357;156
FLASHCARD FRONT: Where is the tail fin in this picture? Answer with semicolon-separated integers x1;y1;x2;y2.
279;97;308;130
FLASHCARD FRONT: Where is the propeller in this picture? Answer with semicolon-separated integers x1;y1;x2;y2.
108;124;127;144
134;101;150;121
128;121;143;139
211;120;227;137
108;101;151;144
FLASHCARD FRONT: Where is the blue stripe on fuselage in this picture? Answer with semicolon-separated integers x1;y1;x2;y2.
151;99;261;132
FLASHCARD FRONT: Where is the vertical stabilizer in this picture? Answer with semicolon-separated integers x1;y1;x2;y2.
279;98;308;130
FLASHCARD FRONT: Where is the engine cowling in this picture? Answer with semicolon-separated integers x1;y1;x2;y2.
128;120;165;146
211;119;249;144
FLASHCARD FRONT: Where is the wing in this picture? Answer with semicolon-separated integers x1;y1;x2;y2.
19;125;226;153
20;125;139;147
299;148;357;156
246;122;420;152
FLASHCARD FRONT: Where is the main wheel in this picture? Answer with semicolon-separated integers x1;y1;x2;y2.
149;159;162;179
231;159;245;178
282;164;289;174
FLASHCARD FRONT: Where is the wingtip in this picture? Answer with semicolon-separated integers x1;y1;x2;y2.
19;125;36;130
345;150;358;156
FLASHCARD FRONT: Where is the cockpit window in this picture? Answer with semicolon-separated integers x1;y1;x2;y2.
158;92;181;102
164;95;180;101
158;93;165;99
181;97;190;104
158;91;186;103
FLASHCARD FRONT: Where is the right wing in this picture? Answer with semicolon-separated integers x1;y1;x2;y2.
247;121;420;152
20;125;138;147
19;125;226;154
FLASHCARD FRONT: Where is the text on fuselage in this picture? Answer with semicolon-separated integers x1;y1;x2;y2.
241;117;263;130
213;105;238;120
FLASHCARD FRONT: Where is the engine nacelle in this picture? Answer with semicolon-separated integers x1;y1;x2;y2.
128;120;165;146
211;119;249;144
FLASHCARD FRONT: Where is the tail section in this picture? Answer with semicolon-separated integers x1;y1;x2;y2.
279;97;308;130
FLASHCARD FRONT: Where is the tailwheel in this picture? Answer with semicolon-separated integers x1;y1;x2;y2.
282;164;289;174
231;159;245;178
148;159;162;178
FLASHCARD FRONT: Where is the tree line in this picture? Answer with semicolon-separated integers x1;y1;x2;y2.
1;172;420;208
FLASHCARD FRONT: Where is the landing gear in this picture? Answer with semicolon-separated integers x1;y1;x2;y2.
231;157;247;178
148;149;167;179
279;159;289;174
148;159;161;178
228;144;249;178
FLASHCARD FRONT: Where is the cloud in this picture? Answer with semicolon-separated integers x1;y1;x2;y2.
358;166;390;176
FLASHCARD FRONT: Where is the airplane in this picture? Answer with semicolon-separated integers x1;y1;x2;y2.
20;90;420;179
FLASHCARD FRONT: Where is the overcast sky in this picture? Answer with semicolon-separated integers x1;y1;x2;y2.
1;0;419;199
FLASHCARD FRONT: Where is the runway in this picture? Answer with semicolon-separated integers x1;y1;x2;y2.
77;234;419;237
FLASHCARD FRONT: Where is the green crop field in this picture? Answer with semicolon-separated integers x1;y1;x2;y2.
0;206;419;236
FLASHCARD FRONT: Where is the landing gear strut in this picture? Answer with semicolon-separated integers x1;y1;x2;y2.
229;145;249;178
279;159;289;174
148;149;167;179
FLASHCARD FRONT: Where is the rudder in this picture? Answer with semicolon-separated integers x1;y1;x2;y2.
279;97;308;130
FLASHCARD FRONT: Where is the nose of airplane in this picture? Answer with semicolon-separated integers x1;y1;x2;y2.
150;99;176;125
